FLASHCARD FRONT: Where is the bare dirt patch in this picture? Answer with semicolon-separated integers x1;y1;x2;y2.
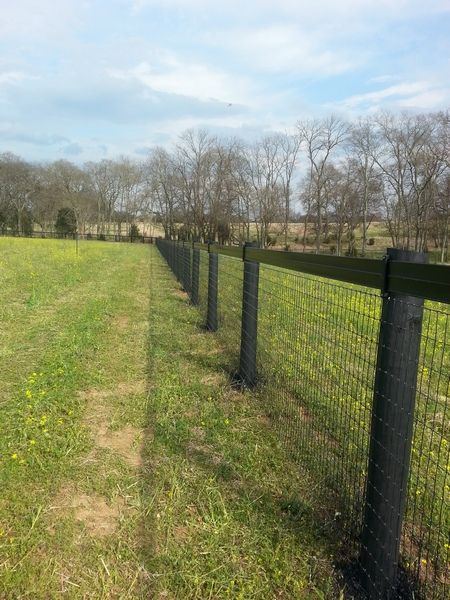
51;488;125;538
200;373;226;386
84;402;143;467
81;497;124;538
78;388;110;403
116;380;147;396
115;315;130;329
172;289;188;300
72;493;123;537
79;380;147;403
97;425;143;467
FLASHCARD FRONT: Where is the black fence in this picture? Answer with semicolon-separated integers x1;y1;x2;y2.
156;239;450;600
0;230;155;243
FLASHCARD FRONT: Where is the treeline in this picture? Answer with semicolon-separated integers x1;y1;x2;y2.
0;155;151;238
1;110;449;259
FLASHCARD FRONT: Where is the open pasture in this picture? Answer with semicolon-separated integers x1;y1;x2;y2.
0;238;341;599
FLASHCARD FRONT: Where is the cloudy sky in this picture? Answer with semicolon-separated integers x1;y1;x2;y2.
1;0;449;162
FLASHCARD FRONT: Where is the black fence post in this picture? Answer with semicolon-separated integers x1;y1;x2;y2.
360;247;427;598
174;241;180;281
206;244;218;331
191;244;200;305
185;242;192;296
237;242;260;387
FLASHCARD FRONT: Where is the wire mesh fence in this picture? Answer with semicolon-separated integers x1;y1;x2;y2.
156;238;449;600
0;230;155;243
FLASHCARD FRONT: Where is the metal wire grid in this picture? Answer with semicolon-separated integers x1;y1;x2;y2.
215;254;244;372
400;301;449;599
156;241;449;599
198;249;209;325
256;265;380;536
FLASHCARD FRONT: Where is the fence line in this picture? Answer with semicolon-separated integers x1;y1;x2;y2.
0;230;155;244
157;238;449;600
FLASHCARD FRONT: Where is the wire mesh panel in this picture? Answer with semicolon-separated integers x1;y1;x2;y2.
257;264;380;542
198;249;209;325
400;301;449;599
216;254;244;372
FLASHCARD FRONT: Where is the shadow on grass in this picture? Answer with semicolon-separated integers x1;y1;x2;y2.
138;258;351;598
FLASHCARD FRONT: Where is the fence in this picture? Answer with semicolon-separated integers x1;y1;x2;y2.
0;230;155;243
156;238;450;600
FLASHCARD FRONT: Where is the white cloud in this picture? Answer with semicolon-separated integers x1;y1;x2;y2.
109;57;253;105
211;25;356;77
129;0;450;19
398;90;449;110
0;0;82;38
328;80;450;112
0;71;29;85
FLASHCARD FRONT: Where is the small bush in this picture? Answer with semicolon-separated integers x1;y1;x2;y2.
55;207;77;236
130;223;140;241
367;238;375;246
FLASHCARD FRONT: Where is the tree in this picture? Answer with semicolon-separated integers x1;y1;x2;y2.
298;116;348;252
55;207;77;236
0;153;36;234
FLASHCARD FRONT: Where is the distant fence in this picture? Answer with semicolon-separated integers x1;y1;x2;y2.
156;239;450;600
0;230;155;243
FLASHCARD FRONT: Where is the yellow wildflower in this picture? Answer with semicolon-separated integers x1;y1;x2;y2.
11;453;17;460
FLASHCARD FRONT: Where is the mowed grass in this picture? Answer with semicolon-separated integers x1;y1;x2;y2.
0;238;340;599
0;238;153;597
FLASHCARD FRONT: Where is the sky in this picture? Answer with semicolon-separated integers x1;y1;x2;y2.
1;0;450;162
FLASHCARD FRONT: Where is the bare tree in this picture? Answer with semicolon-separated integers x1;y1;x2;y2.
298;116;348;252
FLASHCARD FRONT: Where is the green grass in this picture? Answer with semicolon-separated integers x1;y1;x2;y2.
0;238;340;598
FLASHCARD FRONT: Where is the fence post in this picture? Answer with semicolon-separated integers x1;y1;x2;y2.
191;244;200;305
206;244;218;331
237;242;259;387
360;247;427;598
185;242;192;296
177;241;182;283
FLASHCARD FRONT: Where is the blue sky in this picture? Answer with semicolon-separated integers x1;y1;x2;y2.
1;0;449;162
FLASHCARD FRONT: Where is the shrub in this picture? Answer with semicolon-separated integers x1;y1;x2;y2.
367;238;375;246
130;223;140;241
55;208;77;236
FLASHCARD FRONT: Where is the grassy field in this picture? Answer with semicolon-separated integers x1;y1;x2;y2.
0;238;341;599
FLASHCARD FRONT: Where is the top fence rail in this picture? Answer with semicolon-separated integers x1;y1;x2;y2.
2;230;448;303
188;241;450;304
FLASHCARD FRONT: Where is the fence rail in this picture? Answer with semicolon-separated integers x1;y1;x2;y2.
157;239;450;600
0;230;155;244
